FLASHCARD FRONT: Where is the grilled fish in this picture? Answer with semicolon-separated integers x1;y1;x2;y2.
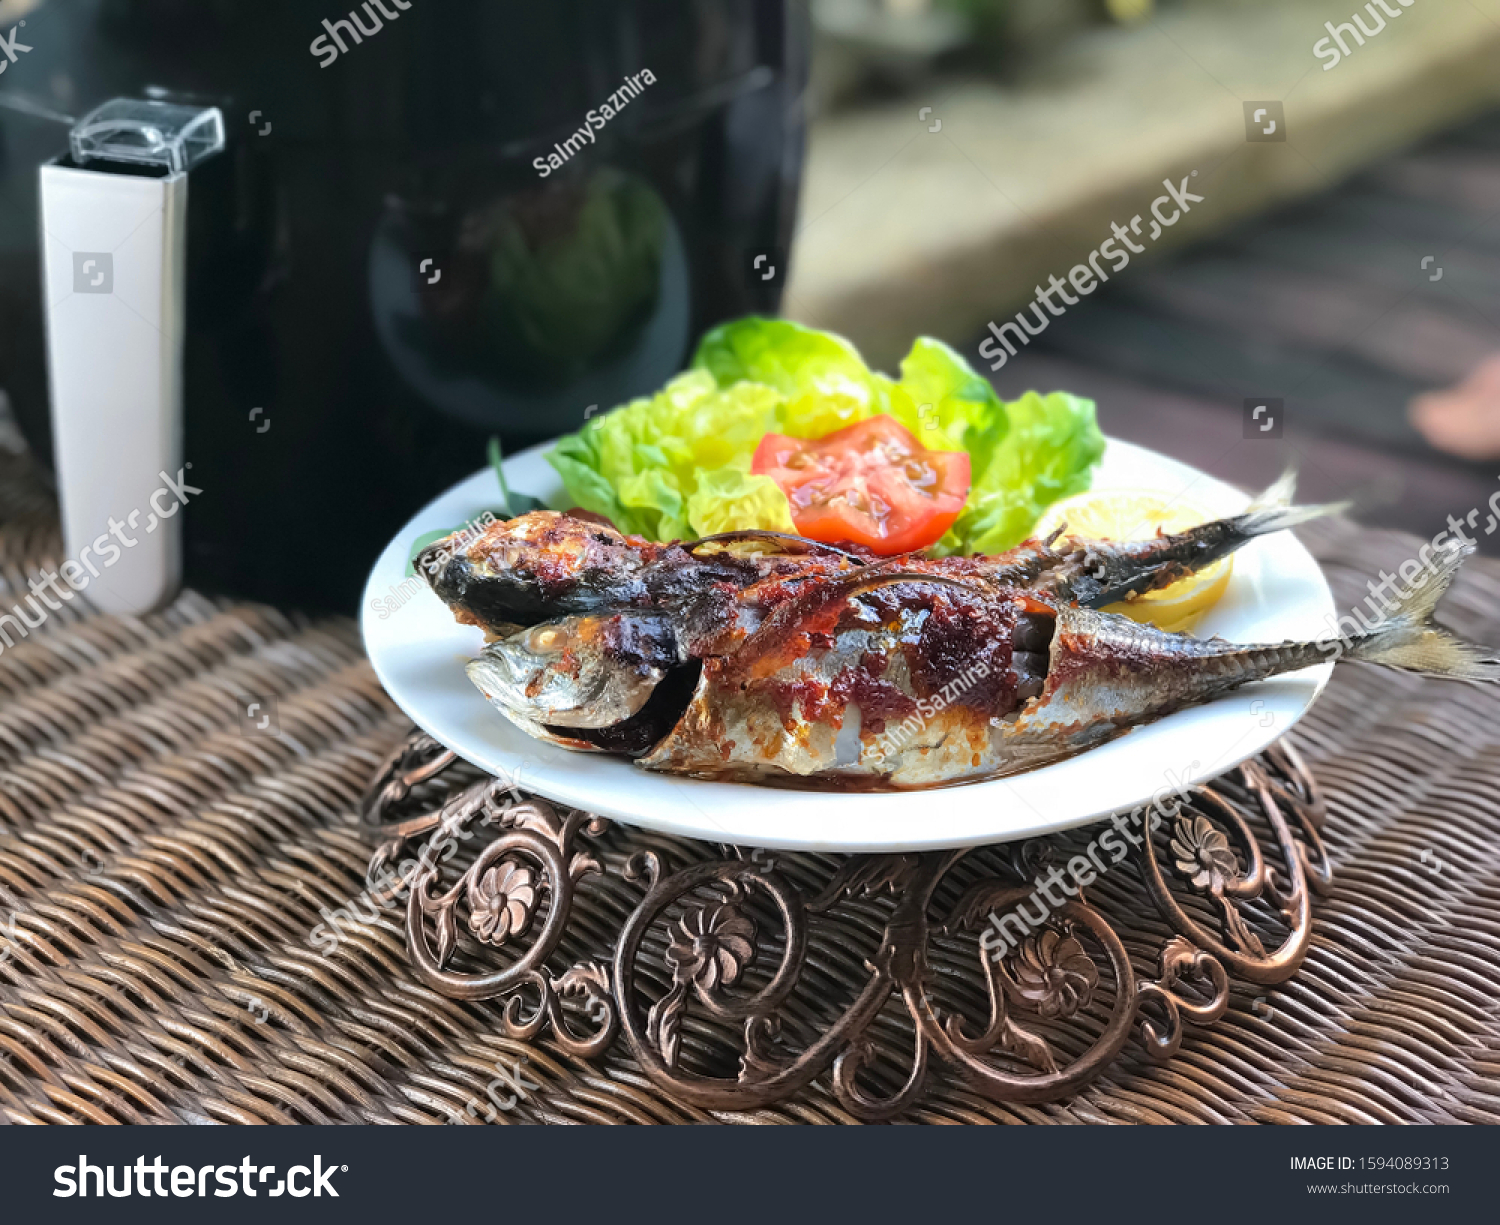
418;514;863;637
421;469;1334;635
641;543;1498;785
421;478;1498;789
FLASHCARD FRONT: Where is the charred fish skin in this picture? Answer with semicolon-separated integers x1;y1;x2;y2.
823;473;1340;611
462;601;704;758
420;472;1334;636
638;575;1034;785
421;511;859;636
1033;519;1267;608
419;512;658;631
636;596;1320;789
984;607;1330;778
637;539;1500;789
449;530;870;743
458;562;939;752
435;497;1352;781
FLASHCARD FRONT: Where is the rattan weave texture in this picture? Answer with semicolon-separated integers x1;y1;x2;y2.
1;458;1496;1123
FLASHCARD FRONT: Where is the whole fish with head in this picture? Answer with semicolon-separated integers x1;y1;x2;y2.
426;475;1494;788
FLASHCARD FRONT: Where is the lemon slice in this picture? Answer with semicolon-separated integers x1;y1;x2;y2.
1033;489;1232;633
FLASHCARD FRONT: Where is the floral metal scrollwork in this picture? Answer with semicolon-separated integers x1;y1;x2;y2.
363;734;616;1057
1136;739;1327;983
366;731;1330;1114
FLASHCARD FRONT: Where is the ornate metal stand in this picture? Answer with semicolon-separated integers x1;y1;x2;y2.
361;731;1332;1119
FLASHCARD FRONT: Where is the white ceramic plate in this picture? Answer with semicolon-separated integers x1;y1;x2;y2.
362;438;1335;852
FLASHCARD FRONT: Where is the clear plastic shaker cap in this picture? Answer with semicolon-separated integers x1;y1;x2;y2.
69;98;225;175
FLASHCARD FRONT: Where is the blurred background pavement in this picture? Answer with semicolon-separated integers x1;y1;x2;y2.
784;0;1500;547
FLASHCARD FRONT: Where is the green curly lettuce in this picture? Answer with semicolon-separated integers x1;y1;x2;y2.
546;317;1103;553
546;370;794;541
940;390;1103;555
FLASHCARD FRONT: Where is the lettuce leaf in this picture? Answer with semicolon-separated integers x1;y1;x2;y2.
547;369;790;540
942;390;1104;555
693;317;882;410
546;317;1103;552
881;337;1009;472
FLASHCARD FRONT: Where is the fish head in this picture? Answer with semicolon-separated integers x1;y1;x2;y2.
466;611;679;729
420;511;660;631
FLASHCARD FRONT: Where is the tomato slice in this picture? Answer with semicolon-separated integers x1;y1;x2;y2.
750;415;970;555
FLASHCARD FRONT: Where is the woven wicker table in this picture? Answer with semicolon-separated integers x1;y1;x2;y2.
1;442;1497;1122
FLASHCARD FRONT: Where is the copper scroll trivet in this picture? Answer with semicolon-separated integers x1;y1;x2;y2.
360;730;1331;1119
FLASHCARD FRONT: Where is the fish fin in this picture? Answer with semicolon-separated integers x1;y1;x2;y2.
1232;467;1348;539
1244;464;1299;512
1347;539;1500;680
1032;468;1347;608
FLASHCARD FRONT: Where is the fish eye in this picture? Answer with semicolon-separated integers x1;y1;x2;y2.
526;626;568;654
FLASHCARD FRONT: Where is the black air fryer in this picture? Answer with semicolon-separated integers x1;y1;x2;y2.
0;0;808;610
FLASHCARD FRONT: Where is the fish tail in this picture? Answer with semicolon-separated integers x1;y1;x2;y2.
1231;465;1348;541
1059;469;1349;608
1344;539;1500;680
